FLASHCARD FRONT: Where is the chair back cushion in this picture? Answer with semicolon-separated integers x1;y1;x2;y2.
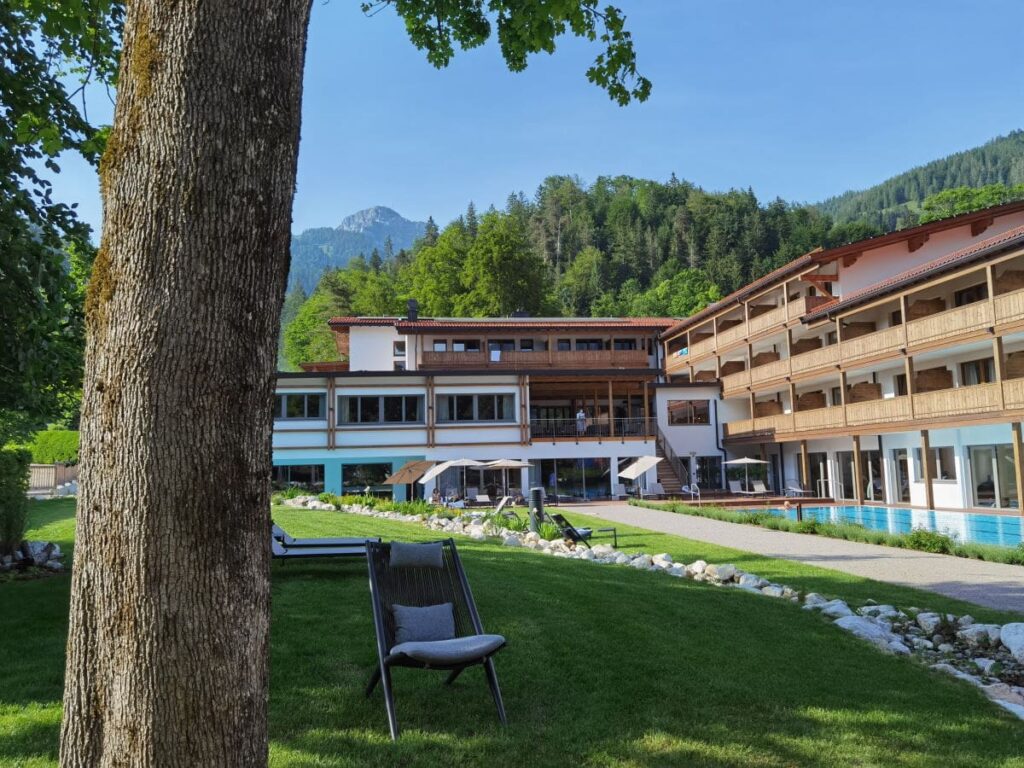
390;541;444;569
392;602;456;644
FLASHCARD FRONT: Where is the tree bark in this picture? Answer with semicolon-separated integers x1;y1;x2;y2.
60;1;312;765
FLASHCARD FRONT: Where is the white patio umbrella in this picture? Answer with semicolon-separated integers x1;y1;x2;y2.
723;456;768;491
418;458;485;498
486;459;533;497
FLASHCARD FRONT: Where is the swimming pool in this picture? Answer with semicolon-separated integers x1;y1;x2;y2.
753;505;1023;549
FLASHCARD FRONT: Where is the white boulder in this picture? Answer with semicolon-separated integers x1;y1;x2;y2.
502;535;521;547
630;554;654;569
817;599;854;619
761;585;785;598
705;563;736;582
833;615;897;651
1001;623;1024;663
915;612;945;634
957;624;1001;648
803;592;827;607
687;560;707;576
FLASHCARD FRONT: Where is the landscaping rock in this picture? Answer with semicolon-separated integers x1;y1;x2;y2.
974;658;999;676
833;615;897;651
502;535;521;547
651;553;674;568
1001;623;1024;663
958;615;975;627
916;612;944;634
44;559;64;572
761;585;785;598
931;663;983;687
859;604;898;619
614;553;632;565
803;592;827;607
738;573;766;589
705;563;736;582
938;643;955;654
887;640;911;655
578;549;596;561
818;599;854;619
630;554;653;569
957;624;1001;648
687;559;708;575
667;564;687;578
591;544;615;557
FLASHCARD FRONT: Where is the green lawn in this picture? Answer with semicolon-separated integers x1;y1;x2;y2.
2;500;1024;767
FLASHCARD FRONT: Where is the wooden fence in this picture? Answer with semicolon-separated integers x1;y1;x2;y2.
28;463;80;494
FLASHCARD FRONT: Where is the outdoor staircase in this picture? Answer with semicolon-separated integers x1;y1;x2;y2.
654;441;685;497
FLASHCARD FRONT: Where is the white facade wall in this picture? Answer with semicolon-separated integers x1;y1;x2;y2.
348;326;402;371
836;211;1024;297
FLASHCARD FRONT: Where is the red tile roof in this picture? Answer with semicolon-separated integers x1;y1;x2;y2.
329;316;677;333
803;223;1024;321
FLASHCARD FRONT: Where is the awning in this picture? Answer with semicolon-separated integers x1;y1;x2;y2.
383;460;435;485
618;455;662;480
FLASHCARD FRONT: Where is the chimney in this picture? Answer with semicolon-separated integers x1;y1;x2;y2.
406;298;419;321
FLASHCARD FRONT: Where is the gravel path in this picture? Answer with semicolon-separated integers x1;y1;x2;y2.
573;502;1024;614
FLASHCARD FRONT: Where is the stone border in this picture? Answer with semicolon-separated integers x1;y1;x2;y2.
280;496;1024;720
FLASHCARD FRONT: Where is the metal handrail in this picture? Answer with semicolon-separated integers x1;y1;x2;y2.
528;417;654;440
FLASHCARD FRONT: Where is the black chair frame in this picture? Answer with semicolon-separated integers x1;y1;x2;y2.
549;513;618;548
365;538;507;740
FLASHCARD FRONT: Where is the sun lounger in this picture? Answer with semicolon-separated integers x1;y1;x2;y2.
729;480;758;497
272;523;376;549
271;537;377;560
785;484;813;497
751;480;771;496
640;482;665;500
365;539;507;740
549;513;618;548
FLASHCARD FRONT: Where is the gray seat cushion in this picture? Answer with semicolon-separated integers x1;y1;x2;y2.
390;541;443;568
392;602;455;644
389;634;506;665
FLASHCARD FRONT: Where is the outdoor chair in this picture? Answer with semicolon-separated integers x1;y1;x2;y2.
549;513;618;548
681;484;700;502
272;523;375;549
785;484;813;497
729;480;758;497
365;539;507;740
640;482;665;500
494;496;513;516
751;480;771;496
271;537;378;561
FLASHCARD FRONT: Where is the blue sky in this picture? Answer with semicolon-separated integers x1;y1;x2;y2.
56;0;1024;236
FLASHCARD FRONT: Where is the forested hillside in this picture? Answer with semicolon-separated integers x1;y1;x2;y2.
280;176;880;369
816;130;1024;230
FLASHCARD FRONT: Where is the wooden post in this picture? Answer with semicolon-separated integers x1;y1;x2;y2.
839;370;848;426
608;380;615;437
852;434;864;504
920;429;934;511
1012;423;1024;516
994;336;1007;409
800;439;810;491
905;355;916;418
642;380;650;437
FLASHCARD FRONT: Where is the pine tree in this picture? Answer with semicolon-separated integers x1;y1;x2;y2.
423;215;439;246
465;201;478;237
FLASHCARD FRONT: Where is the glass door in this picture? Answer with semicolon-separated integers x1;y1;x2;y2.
891;449;910;503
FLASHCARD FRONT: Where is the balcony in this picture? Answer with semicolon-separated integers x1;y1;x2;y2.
1004;378;1024;409
529;417;655;441
419;348;651;370
905;301;993;349
793;406;845;433
721;368;751;395
787;296;808;321
747;305;787;336
716;321;748;350
846;395;911;427
912;382;1002;419
750;357;791;388
789;344;839;378
994;287;1024;329
840;325;904;366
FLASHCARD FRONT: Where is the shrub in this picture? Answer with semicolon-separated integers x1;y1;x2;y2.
905;527;955;555
504;514;529;533
0;447;31;556
29;430;79;465
538;522;562;541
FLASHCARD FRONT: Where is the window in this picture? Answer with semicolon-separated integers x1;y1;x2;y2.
519;339;535;352
826;330;838;345
452;339;481;353
393;362;406;371
436;393;515;422
894;373;908;396
576;338;603;351
488;339;515;352
830;386;842;406
272;464;324;491
954;282;988;307
667;400;710;425
890;309;903;327
342;463;391;496
968;444;1018;508
557;339;572;351
433;340;447;352
393;341;406;357
613;338;637;351
961;357;995;385
695;456;722;488
338;395;424;425
275;393;325;419
914;446;957;481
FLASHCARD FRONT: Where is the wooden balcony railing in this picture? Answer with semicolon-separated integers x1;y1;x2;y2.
913;382;1002;419
994;287;1024;328
753;413;793;434
846;396;911;427
793;406;845;433
689;335;717;360
790;344;839;377
716;321;748;350
905;302;993;349
841;326;904;366
1004;378;1024;409
747;305;787;336
666;353;689;375
721;368;750;395
420;348;651;370
787;296;808;321
750;357;791;387
723;418;753;438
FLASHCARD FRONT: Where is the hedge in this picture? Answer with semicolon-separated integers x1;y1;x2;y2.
29;430;80;465
0;447;30;556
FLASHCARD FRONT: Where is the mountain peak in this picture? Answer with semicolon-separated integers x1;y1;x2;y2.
337;206;406;233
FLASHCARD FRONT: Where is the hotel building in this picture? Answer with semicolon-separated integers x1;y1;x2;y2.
663;200;1024;513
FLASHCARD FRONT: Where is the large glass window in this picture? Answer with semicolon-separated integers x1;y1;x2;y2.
575;338;603;351
892;448;911;502
667;400;710;425
338;395;423;425
272;464;324;491
342;463;392;496
274;393;325;419
488;339;516;352
954;282;988;307
452;339;481;352
613;338;638;350
808;451;829;497
961;357;996;385
968;444;1019;509
914;446;958;481
393;341;406;357
436;393;515;422
695;456;722;489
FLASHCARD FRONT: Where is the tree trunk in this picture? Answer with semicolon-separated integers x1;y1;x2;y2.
60;1;312;765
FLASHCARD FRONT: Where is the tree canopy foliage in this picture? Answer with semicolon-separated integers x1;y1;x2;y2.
1;1;121;441
920;183;1024;224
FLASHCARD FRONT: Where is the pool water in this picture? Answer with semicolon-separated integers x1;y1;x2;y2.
756;505;1023;549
